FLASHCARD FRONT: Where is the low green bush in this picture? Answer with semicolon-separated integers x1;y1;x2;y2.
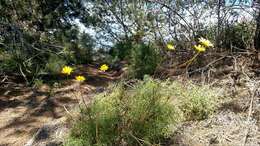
66;77;177;146
168;81;218;120
65;77;219;146
129;43;162;79
45;54;67;74
199;21;254;51
0;51;18;74
221;22;254;50
109;40;133;61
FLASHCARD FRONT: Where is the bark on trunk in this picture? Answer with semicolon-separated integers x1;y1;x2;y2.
254;11;260;51
254;0;260;51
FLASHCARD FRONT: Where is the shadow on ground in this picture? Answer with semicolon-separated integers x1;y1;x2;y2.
0;65;122;146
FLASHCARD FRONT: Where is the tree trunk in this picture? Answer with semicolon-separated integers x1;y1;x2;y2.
254;11;260;51
254;0;260;51
216;0;222;48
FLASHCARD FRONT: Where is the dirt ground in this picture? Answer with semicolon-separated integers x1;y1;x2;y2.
0;62;259;146
170;74;260;146
0;65;120;146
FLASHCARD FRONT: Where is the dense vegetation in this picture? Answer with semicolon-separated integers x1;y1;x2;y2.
1;0;260;146
66;77;218;146
1;0;260;83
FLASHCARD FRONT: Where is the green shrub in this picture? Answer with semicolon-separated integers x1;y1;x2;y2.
199;22;254;51
65;77;219;146
76;32;94;63
109;40;133;61
45;54;67;74
66;76;177;146
129;43;162;79
221;22;254;50
32;79;44;88
0;51;18;74
168;81;218;120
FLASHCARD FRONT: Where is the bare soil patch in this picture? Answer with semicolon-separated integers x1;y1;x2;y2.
0;65;120;146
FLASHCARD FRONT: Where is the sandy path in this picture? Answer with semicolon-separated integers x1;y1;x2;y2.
0;65;120;146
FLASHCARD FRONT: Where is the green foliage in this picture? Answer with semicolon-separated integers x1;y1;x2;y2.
129;43;162;79
65;77;219;146
77;33;94;63
66;77;177;146
109;40;133;60
45;54;67;74
168;81;218;121
0;0;96;82
65;138;86;146
200;22;254;51
0;51;17;73
32;79;44;88
221;22;254;50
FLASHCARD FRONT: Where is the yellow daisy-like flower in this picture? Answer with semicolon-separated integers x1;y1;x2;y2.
100;64;109;71
61;66;73;75
75;75;86;82
166;43;175;50
199;37;214;48
194;45;206;52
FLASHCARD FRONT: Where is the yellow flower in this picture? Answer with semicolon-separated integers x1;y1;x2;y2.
194;45;206;52
199;37;214;48
61;66;73;75
100;64;109;71
75;75;86;82
166;43;175;50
